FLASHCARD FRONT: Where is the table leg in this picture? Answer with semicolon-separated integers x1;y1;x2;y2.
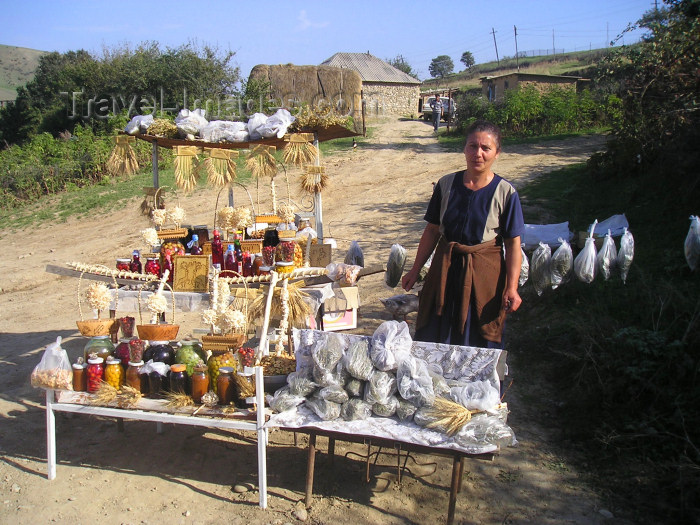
156;422;163;434
117;418;125;433
46;390;56;480
457;456;464;493
305;433;317;508
328;437;335;465
447;456;460;525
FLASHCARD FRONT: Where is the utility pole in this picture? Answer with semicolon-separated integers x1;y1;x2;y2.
514;25;519;71
491;27;500;65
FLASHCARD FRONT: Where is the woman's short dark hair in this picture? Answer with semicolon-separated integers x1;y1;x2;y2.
465;120;502;151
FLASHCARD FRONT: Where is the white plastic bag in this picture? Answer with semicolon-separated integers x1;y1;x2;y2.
30;337;72;390
449;380;501;411
550;238;573;289
396;356;435;408
618;227;635;283
175;108;208;137
530;242;552;295
518;244;529;287
574;220;598;283
326;263;362;286
385;244;407;288
596;229;618;281
684;215;700;271
200;120;248;142
259;108;295;139
124;114;154;135
370;320;412;371
246;112;268;141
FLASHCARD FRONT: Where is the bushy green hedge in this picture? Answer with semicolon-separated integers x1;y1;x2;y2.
454;85;616;137
0;125;170;208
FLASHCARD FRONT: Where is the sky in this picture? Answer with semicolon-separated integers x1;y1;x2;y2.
3;0;656;82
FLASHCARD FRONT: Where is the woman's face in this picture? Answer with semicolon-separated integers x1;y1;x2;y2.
464;131;500;175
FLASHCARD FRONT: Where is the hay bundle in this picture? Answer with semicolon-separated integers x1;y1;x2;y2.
283;133;317;166
106;135;139;176
418;397;475;436
202;148;238;188
248;281;310;328
246;145;278;213
300;165;328;194
173;146;201;193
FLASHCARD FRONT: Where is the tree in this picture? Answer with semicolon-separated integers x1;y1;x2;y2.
428;55;454;78
386;54;418;78
460;51;475;69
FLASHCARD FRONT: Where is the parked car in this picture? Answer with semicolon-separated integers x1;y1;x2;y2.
420;96;456;122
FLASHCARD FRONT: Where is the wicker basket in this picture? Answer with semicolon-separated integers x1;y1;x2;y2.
76;319;118;337
137;323;179;341
202;333;247;354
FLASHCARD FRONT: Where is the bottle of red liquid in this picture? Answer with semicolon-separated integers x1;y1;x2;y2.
234;235;244;275
162;249;174;282
130;250;142;274
211;230;223;267
187;234;203;255
224;245;236;273
242;252;252;277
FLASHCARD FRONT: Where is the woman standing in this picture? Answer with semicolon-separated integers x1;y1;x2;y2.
401;121;524;348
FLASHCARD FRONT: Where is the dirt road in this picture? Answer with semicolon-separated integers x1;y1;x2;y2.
0;118;615;525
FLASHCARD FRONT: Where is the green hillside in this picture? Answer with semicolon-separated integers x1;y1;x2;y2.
421;47;613;92
0;44;47;101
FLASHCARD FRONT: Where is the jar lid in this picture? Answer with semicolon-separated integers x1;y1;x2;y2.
149;340;170;345
129;360;145;366
194;365;208;373
72;363;87;370
106;358;121;364
170;364;186;373
88;357;104;364
275;261;293;267
219;367;234;374
116;257;131;262
259;266;271;271
118;338;132;343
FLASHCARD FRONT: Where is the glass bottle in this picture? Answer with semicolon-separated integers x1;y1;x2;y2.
217;367;235;405
125;360;144;392
86;357;105;393
233;236;244;274
161;249;174;283
191;365;209;403
84;335;115;362
72;360;87;392
129;250;142;274
187;234;203;255
242;252;253;277
104;358;124;389
169;364;187;394
224;245;236;273
252;253;263;276
211;229;224;268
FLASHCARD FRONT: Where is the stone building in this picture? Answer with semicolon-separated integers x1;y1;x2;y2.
320;52;421;117
480;72;591;102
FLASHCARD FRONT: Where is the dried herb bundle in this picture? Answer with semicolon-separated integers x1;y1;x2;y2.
283;133;317;166
300;165;328;193
202;148;238;188
173;146;201;193
106;135;139;176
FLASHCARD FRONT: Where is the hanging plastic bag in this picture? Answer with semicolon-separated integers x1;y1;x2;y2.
550;238;573;289
326;263;362;286
518;244;529;287
30;337;72;390
344;240;365;268
596;229;618;281
574;220;598;284
385;244;407;288
684;215;700;271
530;242;551;295
617;227;634;283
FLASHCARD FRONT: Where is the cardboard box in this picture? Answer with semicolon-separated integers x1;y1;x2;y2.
308;286;359;332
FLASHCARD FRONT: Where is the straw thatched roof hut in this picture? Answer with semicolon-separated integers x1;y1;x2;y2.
320;52;420;117
248;64;363;135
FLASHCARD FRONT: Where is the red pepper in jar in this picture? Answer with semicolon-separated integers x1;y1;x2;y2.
87;357;105;393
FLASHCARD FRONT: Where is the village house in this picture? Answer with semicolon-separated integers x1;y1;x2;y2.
480;72;591;102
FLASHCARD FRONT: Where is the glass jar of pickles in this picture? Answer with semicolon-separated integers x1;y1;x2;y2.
104;358;124;389
207;351;236;395
114;338;132;367
275;241;295;263
217;367;235;405
144;257;161;277
175;338;205;376
275;261;294;275
191;365;209;403
84;335;115;362
125;360;145;392
116;258;131;272
87;357;104;393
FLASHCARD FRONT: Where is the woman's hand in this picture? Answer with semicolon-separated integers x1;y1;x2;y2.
502;288;522;313
401;268;419;292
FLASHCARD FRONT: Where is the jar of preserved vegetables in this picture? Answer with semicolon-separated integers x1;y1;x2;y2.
217;367;235;405
275;241;295;263
72;361;87;392
104;358;124;389
114;338;132;367
169;364;187;394
125;360;145;392
175;338;205;376
143;340;175;365
191;365;209;403
84;335;115;362
86;357;104;393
